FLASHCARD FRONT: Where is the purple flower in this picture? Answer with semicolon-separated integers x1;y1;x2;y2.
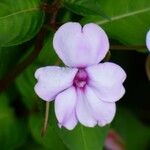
146;30;150;51
34;22;126;130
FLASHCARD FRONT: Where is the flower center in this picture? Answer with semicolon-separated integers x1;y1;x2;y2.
73;69;88;89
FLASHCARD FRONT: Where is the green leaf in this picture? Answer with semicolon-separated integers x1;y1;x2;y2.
0;0;44;47
29;114;68;150
64;0;109;19
56;124;109;150
81;0;150;50
15;65;38;110
112;108;150;150
0;93;27;150
37;33;59;65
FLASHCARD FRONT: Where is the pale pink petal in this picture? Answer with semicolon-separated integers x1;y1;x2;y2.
76;89;97;127
86;62;126;102
53;22;109;67
85;86;116;126
60;111;77;130
146;30;150;51
55;87;77;130
92;84;125;103
34;66;78;101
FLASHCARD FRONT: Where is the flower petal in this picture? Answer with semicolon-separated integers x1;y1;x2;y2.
146;30;150;51
86;62;126;102
76;89;97;127
60;112;77;130
34;66;78;101
55;87;77;130
85;86;116;126
53;22;109;67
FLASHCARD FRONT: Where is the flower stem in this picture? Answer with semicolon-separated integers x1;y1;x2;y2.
41;101;50;137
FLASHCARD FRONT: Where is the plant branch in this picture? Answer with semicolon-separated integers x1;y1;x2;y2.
0;28;46;92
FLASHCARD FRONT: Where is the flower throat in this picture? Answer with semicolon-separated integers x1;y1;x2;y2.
73;69;88;89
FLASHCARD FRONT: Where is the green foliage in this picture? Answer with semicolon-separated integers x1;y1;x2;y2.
112;108;150;150
37;33;59;65
0;0;44;47
29;114;68;150
81;0;150;50
64;0;109;19
15;65;38;110
0;94;27;150
56;124;109;150
0;46;23;79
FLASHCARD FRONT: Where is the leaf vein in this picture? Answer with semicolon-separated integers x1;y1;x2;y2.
80;126;88;150
0;7;39;20
97;7;150;25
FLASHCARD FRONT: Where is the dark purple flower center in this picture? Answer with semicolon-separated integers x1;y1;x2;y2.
73;69;88;89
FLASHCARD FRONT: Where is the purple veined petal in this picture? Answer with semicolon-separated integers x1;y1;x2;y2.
146;30;150;51
86;62;126;102
85;86;116;126
76;89;97;127
34;66;78;101
53;22;109;67
55;87;77;130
